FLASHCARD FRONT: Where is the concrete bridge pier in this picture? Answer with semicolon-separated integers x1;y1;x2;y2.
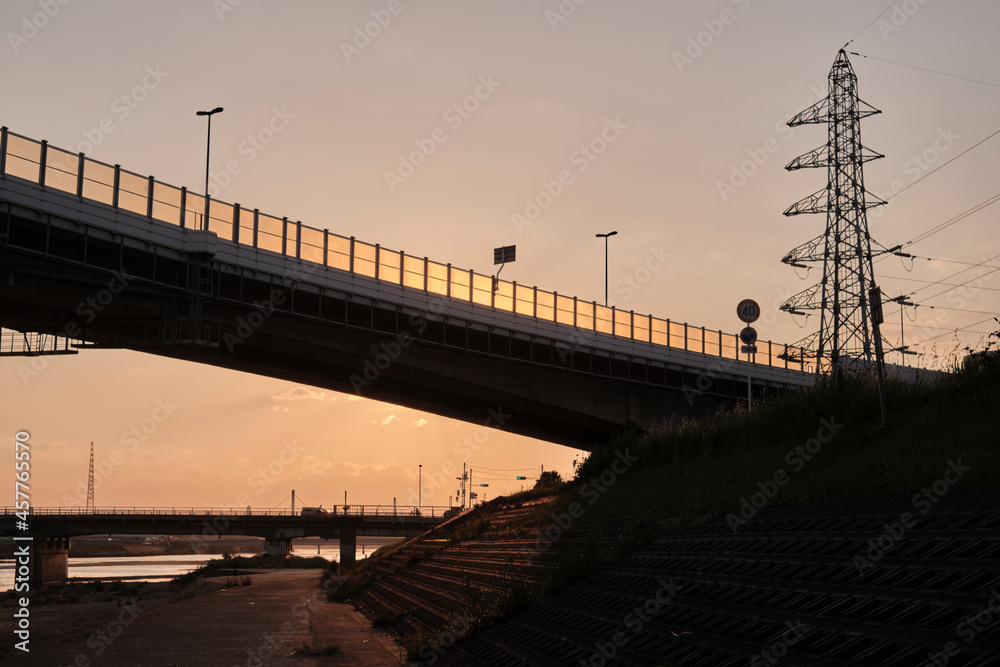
340;523;356;567
32;537;70;585
264;537;292;556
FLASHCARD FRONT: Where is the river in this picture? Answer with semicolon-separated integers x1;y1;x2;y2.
0;537;402;591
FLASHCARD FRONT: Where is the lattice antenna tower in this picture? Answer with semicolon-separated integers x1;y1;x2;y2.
86;441;95;513
780;49;887;373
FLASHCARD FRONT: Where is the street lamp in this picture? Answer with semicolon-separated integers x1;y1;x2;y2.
418;464;422;508
595;231;618;307
195;107;224;198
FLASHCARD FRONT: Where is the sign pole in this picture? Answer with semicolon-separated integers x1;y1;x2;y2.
736;299;761;415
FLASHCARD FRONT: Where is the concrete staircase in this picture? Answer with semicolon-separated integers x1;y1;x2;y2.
436;492;1000;666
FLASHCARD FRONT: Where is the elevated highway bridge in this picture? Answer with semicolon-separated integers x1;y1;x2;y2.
0;126;815;449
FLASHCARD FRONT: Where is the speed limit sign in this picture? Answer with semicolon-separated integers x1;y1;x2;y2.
737;299;760;324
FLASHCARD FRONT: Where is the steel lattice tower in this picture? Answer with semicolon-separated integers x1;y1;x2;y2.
86;441;95;513
780;50;886;374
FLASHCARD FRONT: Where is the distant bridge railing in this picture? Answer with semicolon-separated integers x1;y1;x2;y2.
2;506;453;518
0;126;812;371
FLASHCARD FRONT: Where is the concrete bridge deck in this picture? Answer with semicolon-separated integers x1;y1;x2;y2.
0;126;816;449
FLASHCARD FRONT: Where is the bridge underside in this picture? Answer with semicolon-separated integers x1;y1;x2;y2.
0;185;804;449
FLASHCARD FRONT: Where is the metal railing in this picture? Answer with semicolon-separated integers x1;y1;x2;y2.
0;126;810;371
2;505;452;518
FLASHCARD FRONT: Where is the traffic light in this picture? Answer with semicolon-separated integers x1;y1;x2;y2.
479;484;489;487
516;476;526;480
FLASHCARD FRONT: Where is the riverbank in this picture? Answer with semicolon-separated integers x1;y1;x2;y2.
0;570;400;665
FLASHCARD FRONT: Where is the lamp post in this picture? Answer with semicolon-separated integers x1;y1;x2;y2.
418;464;422;509
595;231;618;307
195;107;224;198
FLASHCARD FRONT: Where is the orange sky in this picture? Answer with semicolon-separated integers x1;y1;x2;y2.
1;1;998;509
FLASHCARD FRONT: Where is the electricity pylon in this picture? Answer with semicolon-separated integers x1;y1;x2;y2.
86;442;95;513
780;49;887;375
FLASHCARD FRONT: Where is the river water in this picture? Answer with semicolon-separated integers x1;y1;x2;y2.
0;537;402;591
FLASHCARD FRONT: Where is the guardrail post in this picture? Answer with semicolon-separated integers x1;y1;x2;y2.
112;165;121;210
38;140;47;188
232;204;240;243
76;153;84;198
147;176;155;219
610;305;616;336
702;326;706;354
0;126;7;177
253;209;259;247
281;216;288;255
349;237;355;273
323;229;329;267
296;220;302;259
423;257;428;292
684;322;688;350
446;263;452;297
469;268;474;301
179;187;187;229
375;243;380;280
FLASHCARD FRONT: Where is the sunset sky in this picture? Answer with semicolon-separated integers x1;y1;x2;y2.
1;1;998;510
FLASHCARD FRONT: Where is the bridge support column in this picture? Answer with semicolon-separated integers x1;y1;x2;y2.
339;524;356;568
264;538;292;556
32;537;70;586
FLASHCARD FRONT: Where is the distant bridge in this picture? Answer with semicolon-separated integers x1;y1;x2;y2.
0;126;815;449
1;505;450;584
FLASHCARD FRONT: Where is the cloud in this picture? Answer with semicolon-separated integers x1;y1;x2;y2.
271;386;335;403
300;455;334;475
272;406;289;412
378;414;398;426
412;418;429;428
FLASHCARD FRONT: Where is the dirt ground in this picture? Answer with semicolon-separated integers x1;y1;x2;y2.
0;570;401;666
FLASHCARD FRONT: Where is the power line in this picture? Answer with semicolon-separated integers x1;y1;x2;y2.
913;316;999;344
848;52;1000;89
882;129;1000;202
919;265;1000;302
877;274;1000;293
905;192;1000;247
844;1;900;47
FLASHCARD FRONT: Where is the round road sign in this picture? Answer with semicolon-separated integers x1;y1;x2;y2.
737;299;761;323
740;327;758;345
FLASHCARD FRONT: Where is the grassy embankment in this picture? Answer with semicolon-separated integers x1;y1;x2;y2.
327;344;1000;656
